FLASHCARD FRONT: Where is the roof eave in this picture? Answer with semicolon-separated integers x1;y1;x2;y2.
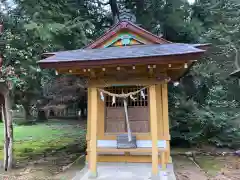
38;52;205;69
175;45;210;80
42;53;56;58
176;61;197;81
193;43;211;50
230;69;240;78
41;43;209;59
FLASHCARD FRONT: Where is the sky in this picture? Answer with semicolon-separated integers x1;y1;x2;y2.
188;0;196;4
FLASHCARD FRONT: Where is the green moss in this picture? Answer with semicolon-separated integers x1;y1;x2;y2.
196;156;223;177
0;121;86;160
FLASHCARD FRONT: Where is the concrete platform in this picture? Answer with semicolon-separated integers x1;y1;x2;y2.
72;163;176;180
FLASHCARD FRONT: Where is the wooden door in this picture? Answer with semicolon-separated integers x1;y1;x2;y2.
105;86;149;133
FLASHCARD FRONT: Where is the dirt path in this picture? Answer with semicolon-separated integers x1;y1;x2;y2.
174;156;208;180
0;150;239;180
174;155;240;180
0;149;85;180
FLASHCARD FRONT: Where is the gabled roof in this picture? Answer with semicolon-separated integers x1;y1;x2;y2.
39;43;206;68
85;20;171;49
39;16;210;73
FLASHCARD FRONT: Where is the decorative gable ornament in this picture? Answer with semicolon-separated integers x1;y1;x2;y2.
117;8;137;24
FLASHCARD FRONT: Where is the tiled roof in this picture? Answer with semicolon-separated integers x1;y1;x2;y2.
39;43;205;64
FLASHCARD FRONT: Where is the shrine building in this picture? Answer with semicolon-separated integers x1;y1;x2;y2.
38;11;209;180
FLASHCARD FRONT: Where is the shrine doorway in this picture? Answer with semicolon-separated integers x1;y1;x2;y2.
105;85;149;133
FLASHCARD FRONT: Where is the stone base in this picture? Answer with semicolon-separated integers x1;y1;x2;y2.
72;162;176;180
159;170;169;180
88;171;98;179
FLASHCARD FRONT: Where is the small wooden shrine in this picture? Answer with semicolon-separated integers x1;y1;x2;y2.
39;11;209;179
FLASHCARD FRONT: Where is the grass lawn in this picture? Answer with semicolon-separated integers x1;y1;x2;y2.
0;119;86;160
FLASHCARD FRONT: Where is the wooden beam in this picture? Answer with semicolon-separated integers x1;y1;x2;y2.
90;70;96;78
88;78;164;87
89;87;98;178
97;147;167;153
97;155;164;163
96;133;170;140
149;85;159;178
148;65;154;77
58;64;188;79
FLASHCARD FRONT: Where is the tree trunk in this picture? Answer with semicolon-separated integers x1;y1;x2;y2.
2;93;13;171
5;94;13;170
37;110;47;122
23;103;31;121
109;0;120;24
2;104;9;171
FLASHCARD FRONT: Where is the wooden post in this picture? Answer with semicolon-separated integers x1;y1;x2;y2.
160;152;166;170
162;83;170;163
149;85;159;179
86;88;92;163
156;84;163;139
89;87;98;178
97;90;105;139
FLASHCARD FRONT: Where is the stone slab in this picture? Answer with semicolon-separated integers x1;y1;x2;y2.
72;163;176;180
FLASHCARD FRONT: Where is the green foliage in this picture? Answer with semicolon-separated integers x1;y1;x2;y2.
123;0;240;148
1;0;95;119
199;86;240;148
170;78;240;148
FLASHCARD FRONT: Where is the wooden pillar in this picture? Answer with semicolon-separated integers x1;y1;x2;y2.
89;87;98;178
97;91;105;139
162;83;170;163
86;88;92;162
160;152;166;170
149;85;159;178
156;84;163;139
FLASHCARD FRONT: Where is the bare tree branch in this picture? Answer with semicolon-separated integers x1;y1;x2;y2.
220;23;240;70
231;44;240;70
220;23;240;34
